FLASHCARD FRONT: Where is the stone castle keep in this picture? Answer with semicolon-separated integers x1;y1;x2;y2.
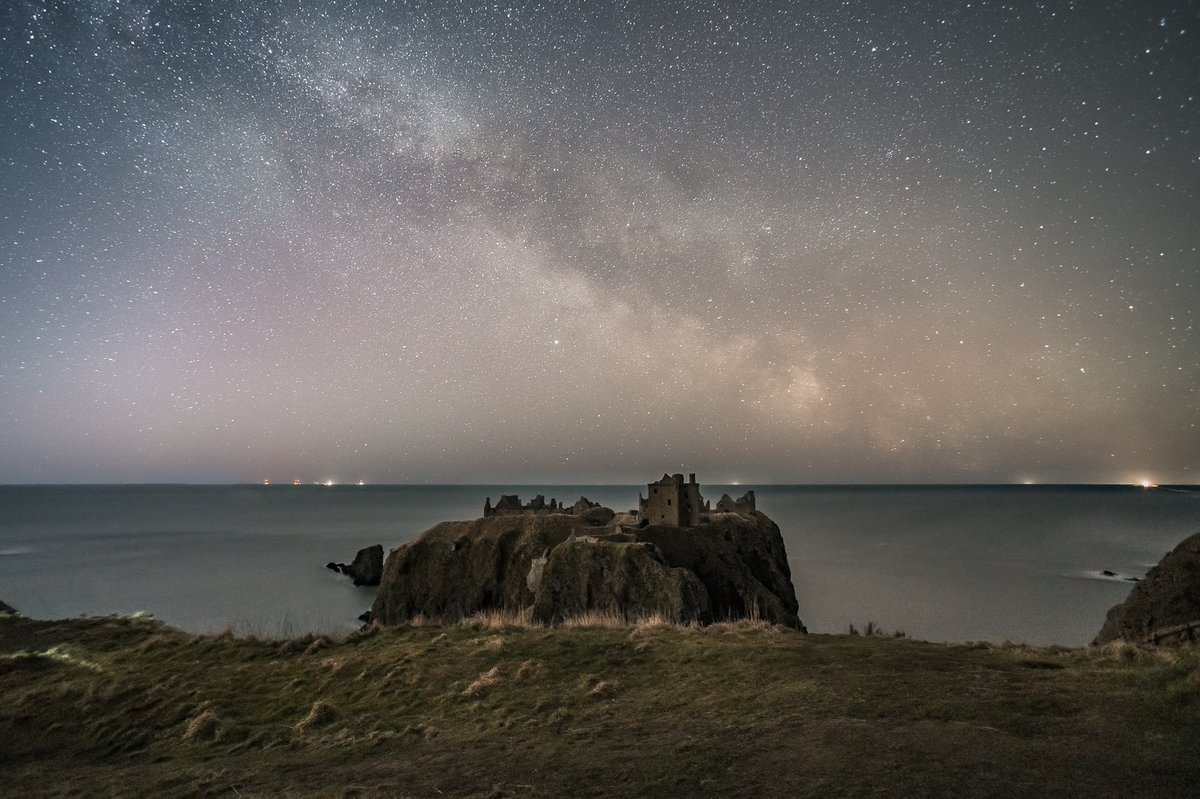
482;473;756;528
640;473;706;526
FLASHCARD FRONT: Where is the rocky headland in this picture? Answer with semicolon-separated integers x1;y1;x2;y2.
1094;530;1200;645
368;506;804;630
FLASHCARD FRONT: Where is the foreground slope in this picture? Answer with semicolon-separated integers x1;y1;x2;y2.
3;612;1200;798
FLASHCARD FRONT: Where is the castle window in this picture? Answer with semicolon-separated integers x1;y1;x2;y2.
667;499;671;506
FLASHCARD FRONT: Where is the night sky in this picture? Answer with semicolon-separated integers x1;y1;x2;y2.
1;1;1197;485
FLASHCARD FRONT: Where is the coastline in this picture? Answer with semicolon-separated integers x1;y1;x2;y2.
3;483;1196;645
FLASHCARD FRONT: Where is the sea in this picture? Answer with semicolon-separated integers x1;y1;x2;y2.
1;484;1197;647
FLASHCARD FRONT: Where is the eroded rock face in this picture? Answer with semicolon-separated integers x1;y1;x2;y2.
371;509;805;630
1094;531;1200;645
371;515;576;623
636;511;803;629
531;539;710;624
344;545;384;586
327;545;385;586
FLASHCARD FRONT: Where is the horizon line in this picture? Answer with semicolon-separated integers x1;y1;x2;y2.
1;481;1195;489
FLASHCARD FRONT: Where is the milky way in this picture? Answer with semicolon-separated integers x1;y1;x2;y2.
1;1;1197;484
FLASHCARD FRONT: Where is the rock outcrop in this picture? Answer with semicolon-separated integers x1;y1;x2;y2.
326;545;384;586
1094;531;1200;645
531;539;710;624
635;511;802;628
371;509;804;630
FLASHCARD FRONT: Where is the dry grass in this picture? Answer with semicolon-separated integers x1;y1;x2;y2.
295;701;337;733
460;608;536;629
462;666;502;697
182;708;220;741
3;613;1200;797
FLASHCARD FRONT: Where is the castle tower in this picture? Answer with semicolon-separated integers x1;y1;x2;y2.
642;472;704;527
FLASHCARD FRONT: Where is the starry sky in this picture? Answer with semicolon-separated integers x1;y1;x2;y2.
1;0;1197;485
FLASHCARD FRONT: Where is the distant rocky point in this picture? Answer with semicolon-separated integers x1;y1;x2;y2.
1094;530;1200;646
366;474;804;630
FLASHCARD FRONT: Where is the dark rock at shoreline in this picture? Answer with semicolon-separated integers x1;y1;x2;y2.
345;545;384;586
371;510;804;629
1094;530;1200;646
0;600;18;616
326;545;384;586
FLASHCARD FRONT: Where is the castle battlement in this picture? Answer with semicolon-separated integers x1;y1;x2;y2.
483;474;755;528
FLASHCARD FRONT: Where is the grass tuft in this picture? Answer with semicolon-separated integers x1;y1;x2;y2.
460;608;536;629
295;701;337;733
463;666;503;698
588;680;618;700
847;621;906;638
182;709;220;742
304;637;330;655
560;611;629;629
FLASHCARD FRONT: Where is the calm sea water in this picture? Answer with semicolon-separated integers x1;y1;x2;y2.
1;484;1197;646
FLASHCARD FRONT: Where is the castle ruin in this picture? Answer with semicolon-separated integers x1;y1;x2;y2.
483;494;600;518
482;474;756;528
715;490;757;515
638;473;707;527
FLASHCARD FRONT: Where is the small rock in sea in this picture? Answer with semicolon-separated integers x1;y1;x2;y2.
325;562;343;573
357;610;372;623
1125;576;1141;582
1102;570;1117;577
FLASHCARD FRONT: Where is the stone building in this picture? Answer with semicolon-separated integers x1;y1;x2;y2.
715;490;757;514
638;473;707;527
483;494;597;517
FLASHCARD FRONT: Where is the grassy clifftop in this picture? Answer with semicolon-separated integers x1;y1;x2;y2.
2;611;1199;798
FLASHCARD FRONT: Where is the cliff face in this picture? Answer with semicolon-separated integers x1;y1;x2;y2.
530;539;710;625
636;511;803;629
371;511;804;630
1094;530;1200;645
370;515;575;624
